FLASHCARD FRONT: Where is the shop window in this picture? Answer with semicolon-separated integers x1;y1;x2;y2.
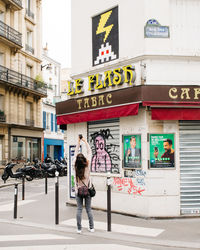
88;118;120;174
11;137;26;161
11;136;40;162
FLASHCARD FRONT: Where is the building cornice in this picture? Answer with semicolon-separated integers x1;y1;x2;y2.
71;54;200;79
20;50;42;63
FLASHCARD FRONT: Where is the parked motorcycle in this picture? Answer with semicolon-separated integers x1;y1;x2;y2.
54;159;67;176
41;162;57;177
16;159;45;181
1;162;25;182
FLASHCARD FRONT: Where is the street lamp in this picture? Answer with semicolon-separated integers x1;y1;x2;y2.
41;63;52;71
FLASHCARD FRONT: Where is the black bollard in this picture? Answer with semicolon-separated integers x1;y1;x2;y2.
55;171;59;224
107;172;111;232
22;176;25;200
14;184;18;219
45;174;48;194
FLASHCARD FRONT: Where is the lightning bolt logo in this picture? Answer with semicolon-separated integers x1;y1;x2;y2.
96;10;113;43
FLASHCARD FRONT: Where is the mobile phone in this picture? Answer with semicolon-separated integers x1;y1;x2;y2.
79;134;83;139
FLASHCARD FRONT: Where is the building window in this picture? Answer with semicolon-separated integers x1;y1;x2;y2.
26;0;34;19
26;30;34;54
0;11;4;22
55;85;57;96
26;102;34;126
55;66;57;76
26;65;32;77
0;52;4;65
0;94;4;111
46;112;51;130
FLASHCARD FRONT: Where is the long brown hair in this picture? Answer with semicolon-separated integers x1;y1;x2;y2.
75;153;88;180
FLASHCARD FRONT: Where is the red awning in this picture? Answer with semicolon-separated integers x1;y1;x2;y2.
57;103;139;125
152;108;200;120
143;101;200;106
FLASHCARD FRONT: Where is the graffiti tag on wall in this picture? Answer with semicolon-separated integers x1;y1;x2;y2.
90;129;120;173
113;171;146;196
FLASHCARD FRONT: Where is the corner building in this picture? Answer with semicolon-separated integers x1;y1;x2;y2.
56;0;200;217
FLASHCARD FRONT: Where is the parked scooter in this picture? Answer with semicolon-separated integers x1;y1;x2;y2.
1;162;25;182
54;159;67;176
41;161;57;177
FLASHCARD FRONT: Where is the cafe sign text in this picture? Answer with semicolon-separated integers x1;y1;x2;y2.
67;65;136;96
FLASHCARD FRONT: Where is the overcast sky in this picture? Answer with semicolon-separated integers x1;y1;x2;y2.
42;0;71;68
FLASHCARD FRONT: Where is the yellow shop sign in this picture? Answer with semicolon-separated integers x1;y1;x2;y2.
67;65;136;96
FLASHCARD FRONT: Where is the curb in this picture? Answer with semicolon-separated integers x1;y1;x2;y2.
0;182;21;189
0;219;199;249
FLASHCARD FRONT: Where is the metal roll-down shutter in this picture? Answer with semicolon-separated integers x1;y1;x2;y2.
179;121;200;214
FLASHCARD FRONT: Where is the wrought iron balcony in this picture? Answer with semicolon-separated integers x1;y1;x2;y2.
0;114;6;122
13;0;22;7
26;119;34;127
26;8;34;19
25;44;34;54
0;20;22;47
0;65;47;97
2;0;22;10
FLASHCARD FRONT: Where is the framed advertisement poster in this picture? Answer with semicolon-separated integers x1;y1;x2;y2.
123;134;141;169
149;134;175;169
69;145;82;198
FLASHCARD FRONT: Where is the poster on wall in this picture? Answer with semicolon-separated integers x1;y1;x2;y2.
69;145;82;198
149;134;175;169
123;135;142;169
92;6;119;66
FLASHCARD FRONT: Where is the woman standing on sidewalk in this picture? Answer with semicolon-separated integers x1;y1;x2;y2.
74;135;94;234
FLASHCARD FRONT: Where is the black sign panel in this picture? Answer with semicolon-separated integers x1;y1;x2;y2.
92;6;119;66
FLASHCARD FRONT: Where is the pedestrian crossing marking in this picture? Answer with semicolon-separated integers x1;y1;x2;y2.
0;244;149;250
61;219;164;237
0;200;36;212
0;234;74;241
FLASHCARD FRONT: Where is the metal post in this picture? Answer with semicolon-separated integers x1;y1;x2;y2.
22;176;25;200
55;171;59;225
14;184;18;219
107;172;111;232
45;174;48;194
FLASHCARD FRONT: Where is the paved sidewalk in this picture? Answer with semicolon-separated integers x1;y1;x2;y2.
0;177;200;249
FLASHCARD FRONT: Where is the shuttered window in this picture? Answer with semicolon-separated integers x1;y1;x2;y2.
55;114;57;132
88;118;120;174
43;111;46;129
179;121;200;215
51;113;54;132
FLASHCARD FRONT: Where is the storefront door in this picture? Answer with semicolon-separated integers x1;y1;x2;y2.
179;121;200;215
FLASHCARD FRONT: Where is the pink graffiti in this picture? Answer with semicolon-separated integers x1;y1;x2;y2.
113;177;145;195
91;135;112;172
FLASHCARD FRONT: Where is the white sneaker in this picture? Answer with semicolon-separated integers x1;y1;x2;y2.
88;228;95;233
77;229;82;234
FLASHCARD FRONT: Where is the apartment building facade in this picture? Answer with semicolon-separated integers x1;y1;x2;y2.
42;47;64;161
56;0;200;217
0;0;46;164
